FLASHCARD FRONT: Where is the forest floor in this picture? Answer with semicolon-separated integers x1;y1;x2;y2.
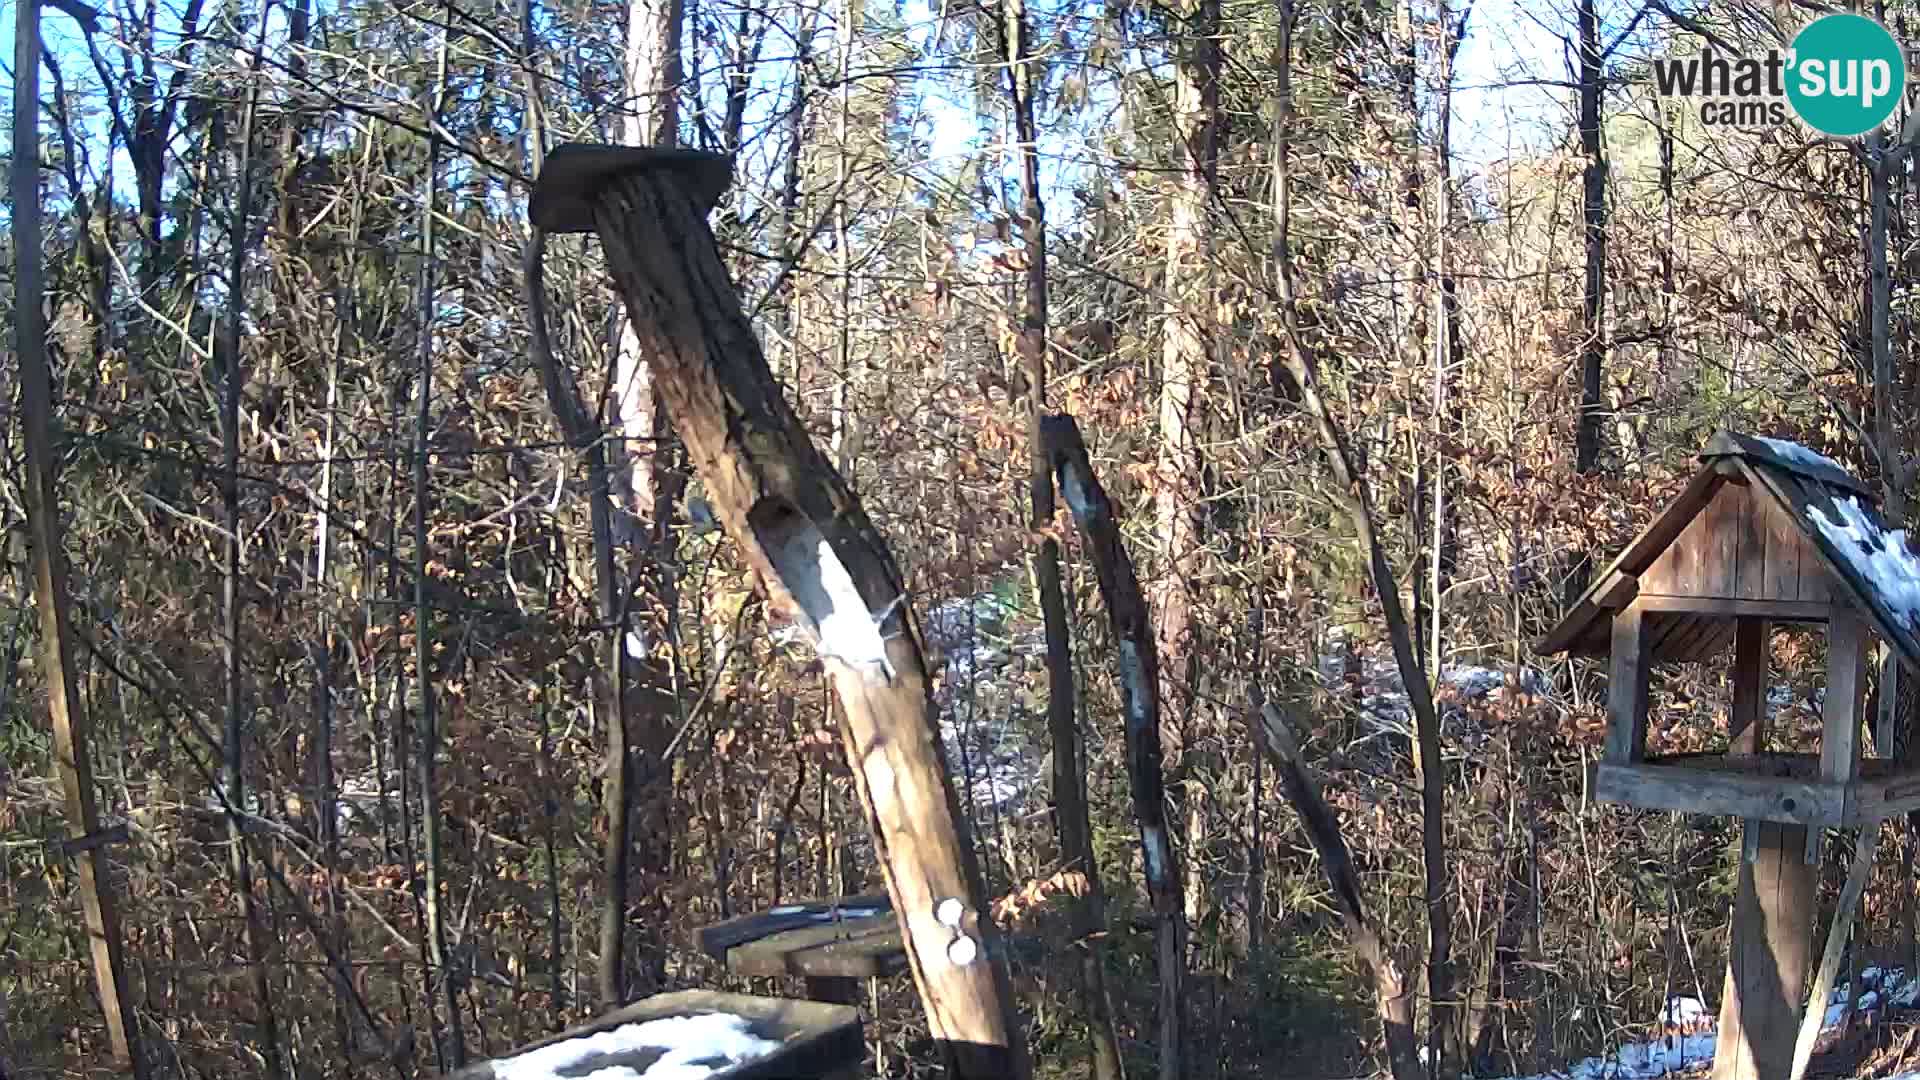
1490;970;1920;1080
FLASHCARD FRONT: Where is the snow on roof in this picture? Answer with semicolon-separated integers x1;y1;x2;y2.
489;1012;781;1080
1807;494;1920;631
1755;435;1847;475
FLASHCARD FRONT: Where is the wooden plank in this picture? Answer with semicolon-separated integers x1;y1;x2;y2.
1606;603;1652;764
1681;620;1736;663
1730;619;1772;755
725;914;905;979
1595;569;1639;608
1732;483;1770;599
1667;513;1708;597
1823;602;1868;786
1661;615;1721;662
1760;491;1804;602
1635;596;1831;621
1701;482;1738;597
444;989;865;1080
1592;762;1839;826
697;896;892;959
1851;763;1920;820
1711;822;1817;1080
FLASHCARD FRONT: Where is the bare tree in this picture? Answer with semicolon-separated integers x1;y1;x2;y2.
13;5;145;1072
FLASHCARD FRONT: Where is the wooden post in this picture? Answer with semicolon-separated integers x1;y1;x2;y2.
1815;602;1869;862
1710;821;1817;1080
1039;414;1187;1073
528;144;1028;1079
1711;616;1816;1080
13;5;144;1073
1605;601;1650;764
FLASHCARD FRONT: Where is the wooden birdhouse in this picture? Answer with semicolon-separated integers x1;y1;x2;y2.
1541;431;1920;843
1539;430;1920;1080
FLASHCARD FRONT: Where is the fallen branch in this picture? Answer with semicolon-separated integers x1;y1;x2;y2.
1256;700;1421;1080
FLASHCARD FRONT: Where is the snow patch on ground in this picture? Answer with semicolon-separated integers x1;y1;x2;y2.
1808;494;1920;632
1316;630;1544;747
926;592;1040;814
1494;974;1920;1080
488;1012;780;1080
1660;995;1709;1030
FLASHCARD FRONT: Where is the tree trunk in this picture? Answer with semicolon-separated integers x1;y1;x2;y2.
219;31;287;1078
412;26;464;1067
1001;4;1122;1073
1574;0;1606;479
1158;0;1222;958
1043;413;1187;1080
532;147;1031;1079
604;0;688;1002
13;9;145;1073
1270;4;1452;1063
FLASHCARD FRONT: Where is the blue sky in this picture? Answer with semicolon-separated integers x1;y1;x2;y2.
1452;0;1573;169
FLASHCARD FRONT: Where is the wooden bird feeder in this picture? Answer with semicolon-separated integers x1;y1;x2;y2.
695;895;906;1005
1539;430;1920;1080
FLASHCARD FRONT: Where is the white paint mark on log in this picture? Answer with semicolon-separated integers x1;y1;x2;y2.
753;501;900;682
947;935;978;967
1143;824;1172;885
1117;640;1151;731
1059;462;1094;519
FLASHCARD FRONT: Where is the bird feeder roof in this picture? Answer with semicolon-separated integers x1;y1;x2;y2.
1536;431;1920;669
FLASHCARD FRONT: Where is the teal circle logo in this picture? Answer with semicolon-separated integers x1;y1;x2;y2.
1786;14;1905;136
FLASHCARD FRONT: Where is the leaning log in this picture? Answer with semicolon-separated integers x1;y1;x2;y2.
528;144;1028;1078
1040;412;1186;1070
1258;702;1421;1080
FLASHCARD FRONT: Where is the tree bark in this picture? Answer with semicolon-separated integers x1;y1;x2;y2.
1157;0;1222;957
1000;3;1122;1073
1574;0;1606;479
533;148;1031;1078
412;25;464;1067
13;8;145;1073
219;27;287;1077
604;0;688;1001
1042;412;1187;1080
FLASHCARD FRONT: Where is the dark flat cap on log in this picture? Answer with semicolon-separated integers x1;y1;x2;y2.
529;143;734;232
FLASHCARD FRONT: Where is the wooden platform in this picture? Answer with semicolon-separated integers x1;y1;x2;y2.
697;896;907;986
1593;753;1920;827
442;989;863;1079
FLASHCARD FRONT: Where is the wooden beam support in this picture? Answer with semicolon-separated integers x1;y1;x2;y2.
528;144;1028;1078
1635;596;1832;621
1606;601;1651;764
1814;601;1869;862
1591;762;1838;827
1730;619;1771;755
1711;822;1817;1080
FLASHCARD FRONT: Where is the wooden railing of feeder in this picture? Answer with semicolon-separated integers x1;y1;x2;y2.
527;143;1029;1079
1538;430;1920;1080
